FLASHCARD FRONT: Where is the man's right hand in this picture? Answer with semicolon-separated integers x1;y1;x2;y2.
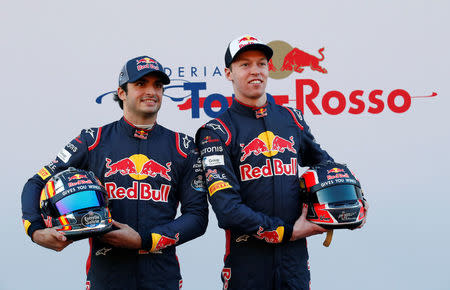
290;203;327;241
32;228;73;251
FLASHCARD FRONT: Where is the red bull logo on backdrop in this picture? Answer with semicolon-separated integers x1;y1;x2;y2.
104;154;172;201
267;40;437;115
96;40;437;118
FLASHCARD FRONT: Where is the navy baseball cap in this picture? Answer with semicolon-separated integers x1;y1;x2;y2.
225;34;273;68
118;56;170;86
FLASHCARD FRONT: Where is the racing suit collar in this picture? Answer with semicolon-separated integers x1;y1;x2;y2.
120;117;157;139
230;98;269;119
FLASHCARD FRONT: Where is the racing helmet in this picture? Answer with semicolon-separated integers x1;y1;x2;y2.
299;162;366;230
40;167;112;240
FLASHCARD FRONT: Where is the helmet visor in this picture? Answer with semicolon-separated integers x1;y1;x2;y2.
316;185;362;204
55;190;105;215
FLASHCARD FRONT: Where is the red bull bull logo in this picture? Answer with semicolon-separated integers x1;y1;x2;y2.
267;40;327;79
135;57;158;71
68;174;88;181
272;136;296;154
239;131;298;181
327;168;345;174
327;172;350;180
280;47;327;74
140;160;172;181
239;36;258;43
105;157;137;177
238;35;259;48
240;137;269;162
254;226;283;243
240;131;296;162
105;155;171;181
103;154;172;202
326;167;350;180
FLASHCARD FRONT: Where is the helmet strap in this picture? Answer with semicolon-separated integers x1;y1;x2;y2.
323;230;333;247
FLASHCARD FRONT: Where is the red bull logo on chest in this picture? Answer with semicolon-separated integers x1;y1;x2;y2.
103;154;172;202
240;131;296;162
104;181;171;202
105;154;171;181
239;131;298;181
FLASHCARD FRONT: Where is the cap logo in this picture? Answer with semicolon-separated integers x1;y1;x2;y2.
239;35;258;43
136;57;159;71
238;35;259;49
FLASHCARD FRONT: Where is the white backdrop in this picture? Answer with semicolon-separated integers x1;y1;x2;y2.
1;1;449;289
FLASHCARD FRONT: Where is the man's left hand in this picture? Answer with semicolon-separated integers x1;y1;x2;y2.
98;220;142;249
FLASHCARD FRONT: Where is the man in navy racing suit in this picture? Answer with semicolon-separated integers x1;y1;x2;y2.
196;35;336;289
21;55;208;289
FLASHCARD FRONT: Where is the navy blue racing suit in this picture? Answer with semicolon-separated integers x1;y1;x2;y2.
195;100;333;290
21;117;208;289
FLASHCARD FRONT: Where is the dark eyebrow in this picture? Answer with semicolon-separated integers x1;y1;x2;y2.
134;78;147;83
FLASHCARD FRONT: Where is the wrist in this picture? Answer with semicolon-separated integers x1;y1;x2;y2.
28;220;46;242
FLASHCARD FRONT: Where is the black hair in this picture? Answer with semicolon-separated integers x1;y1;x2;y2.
113;83;128;110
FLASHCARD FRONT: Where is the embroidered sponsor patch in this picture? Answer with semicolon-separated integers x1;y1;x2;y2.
57;148;72;163
95;247;112;256
200;145;223;155
151;233;179;252
202;155;224;168
191;174;206;192
208;180;232;196
254;226;284;243
37;167;51;180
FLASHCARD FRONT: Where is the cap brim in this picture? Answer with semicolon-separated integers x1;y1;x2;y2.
128;70;170;85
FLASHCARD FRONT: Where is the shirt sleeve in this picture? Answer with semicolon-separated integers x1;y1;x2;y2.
140;135;209;252
196;125;292;244
21;130;92;240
